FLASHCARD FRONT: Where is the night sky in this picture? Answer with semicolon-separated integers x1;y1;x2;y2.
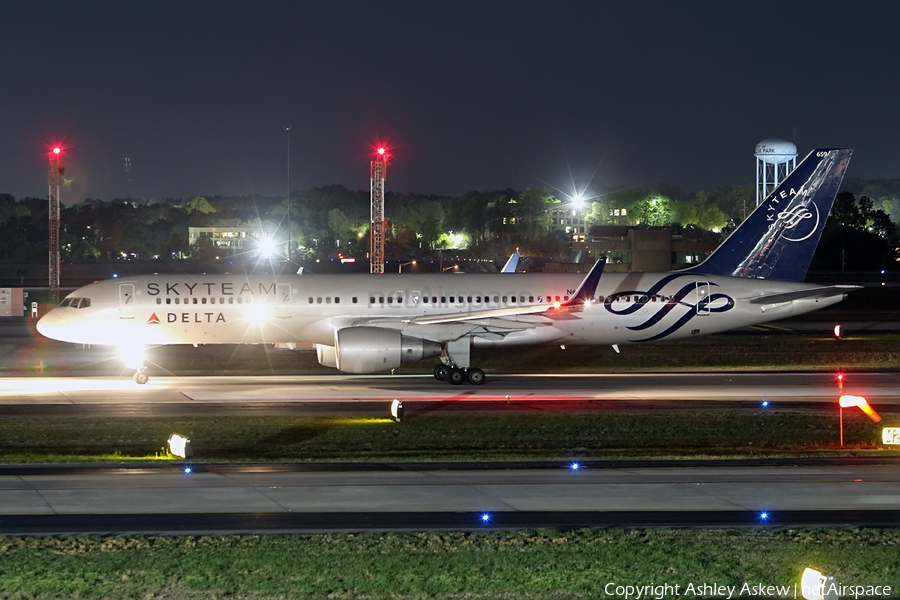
3;1;898;204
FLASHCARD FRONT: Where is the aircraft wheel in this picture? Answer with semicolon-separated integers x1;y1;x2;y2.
434;364;450;381
466;368;485;385
448;368;465;385
133;371;149;385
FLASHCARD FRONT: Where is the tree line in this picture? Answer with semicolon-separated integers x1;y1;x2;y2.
0;178;897;273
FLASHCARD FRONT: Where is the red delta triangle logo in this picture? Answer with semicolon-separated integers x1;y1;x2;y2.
147;313;161;325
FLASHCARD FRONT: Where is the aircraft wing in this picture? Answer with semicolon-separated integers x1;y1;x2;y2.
746;285;862;305
355;258;606;330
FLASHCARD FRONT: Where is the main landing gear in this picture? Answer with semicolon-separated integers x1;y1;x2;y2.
433;364;485;385
433;338;484;385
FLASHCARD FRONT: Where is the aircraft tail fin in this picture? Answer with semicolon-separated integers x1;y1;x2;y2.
685;148;852;281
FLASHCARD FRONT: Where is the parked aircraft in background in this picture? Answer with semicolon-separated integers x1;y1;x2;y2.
38;149;855;385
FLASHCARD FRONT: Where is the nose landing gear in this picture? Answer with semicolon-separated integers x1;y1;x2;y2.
133;368;149;385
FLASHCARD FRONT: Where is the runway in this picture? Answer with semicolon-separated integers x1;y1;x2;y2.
2;460;899;534
0;371;898;417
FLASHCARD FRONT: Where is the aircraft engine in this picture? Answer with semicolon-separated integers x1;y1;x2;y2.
315;344;338;368
333;327;441;373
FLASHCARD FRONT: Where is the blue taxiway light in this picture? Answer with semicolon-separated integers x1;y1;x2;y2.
761;400;769;408
480;513;491;524
759;511;769;521
570;462;581;471
184;466;193;474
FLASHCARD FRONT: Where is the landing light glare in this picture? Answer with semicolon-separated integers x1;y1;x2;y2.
118;345;144;370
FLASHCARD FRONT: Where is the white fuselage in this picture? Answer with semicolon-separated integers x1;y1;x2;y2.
36;271;844;349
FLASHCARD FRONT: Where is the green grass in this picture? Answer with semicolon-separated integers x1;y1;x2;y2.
1;529;899;599
0;409;896;463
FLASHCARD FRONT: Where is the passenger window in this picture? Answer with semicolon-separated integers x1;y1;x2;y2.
423;297;429;303
494;296;499;303
201;297;207;304
156;298;162;305
387;297;393;304
440;297;446;303
335;297;340;304
308;297;314;304
564;296;570;301
326;297;331;304
467;296;473;303
352;297;358;304
379;297;384;304
396;294;403;303
529;296;534;303
228;298;234;304
317;297;322;304
192;298;198;305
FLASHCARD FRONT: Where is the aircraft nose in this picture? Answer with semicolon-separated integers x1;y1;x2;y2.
36;309;66;340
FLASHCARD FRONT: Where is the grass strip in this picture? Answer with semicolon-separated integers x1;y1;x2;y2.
1;529;899;599
0;409;896;463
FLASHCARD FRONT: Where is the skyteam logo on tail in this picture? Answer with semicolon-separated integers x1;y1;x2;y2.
780;202;819;242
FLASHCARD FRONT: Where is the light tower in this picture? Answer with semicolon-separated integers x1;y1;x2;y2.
124;157;132;199
370;146;388;274
755;139;797;207
48;147;63;307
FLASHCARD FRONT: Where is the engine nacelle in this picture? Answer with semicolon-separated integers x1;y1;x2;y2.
332;327;441;373
315;344;338;368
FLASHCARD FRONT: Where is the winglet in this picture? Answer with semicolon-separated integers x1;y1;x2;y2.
562;258;605;307
501;252;520;273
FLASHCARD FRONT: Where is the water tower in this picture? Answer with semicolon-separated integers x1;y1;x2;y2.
755;139;797;206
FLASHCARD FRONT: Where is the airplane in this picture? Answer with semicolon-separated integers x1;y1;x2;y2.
38;148;855;386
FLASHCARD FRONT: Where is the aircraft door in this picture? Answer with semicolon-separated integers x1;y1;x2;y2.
119;283;135;319
695;281;710;315
276;283;291;305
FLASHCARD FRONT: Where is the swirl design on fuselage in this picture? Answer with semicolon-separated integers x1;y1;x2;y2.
603;274;735;342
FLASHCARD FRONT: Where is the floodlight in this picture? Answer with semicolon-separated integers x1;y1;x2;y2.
800;567;838;600
257;236;276;258
167;434;193;459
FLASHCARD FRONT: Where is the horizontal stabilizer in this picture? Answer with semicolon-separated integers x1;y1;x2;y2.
746;285;862;305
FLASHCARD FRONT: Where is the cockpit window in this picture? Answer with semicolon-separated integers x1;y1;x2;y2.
60;297;91;309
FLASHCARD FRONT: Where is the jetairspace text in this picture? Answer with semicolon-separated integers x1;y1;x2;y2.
602;582;892;599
